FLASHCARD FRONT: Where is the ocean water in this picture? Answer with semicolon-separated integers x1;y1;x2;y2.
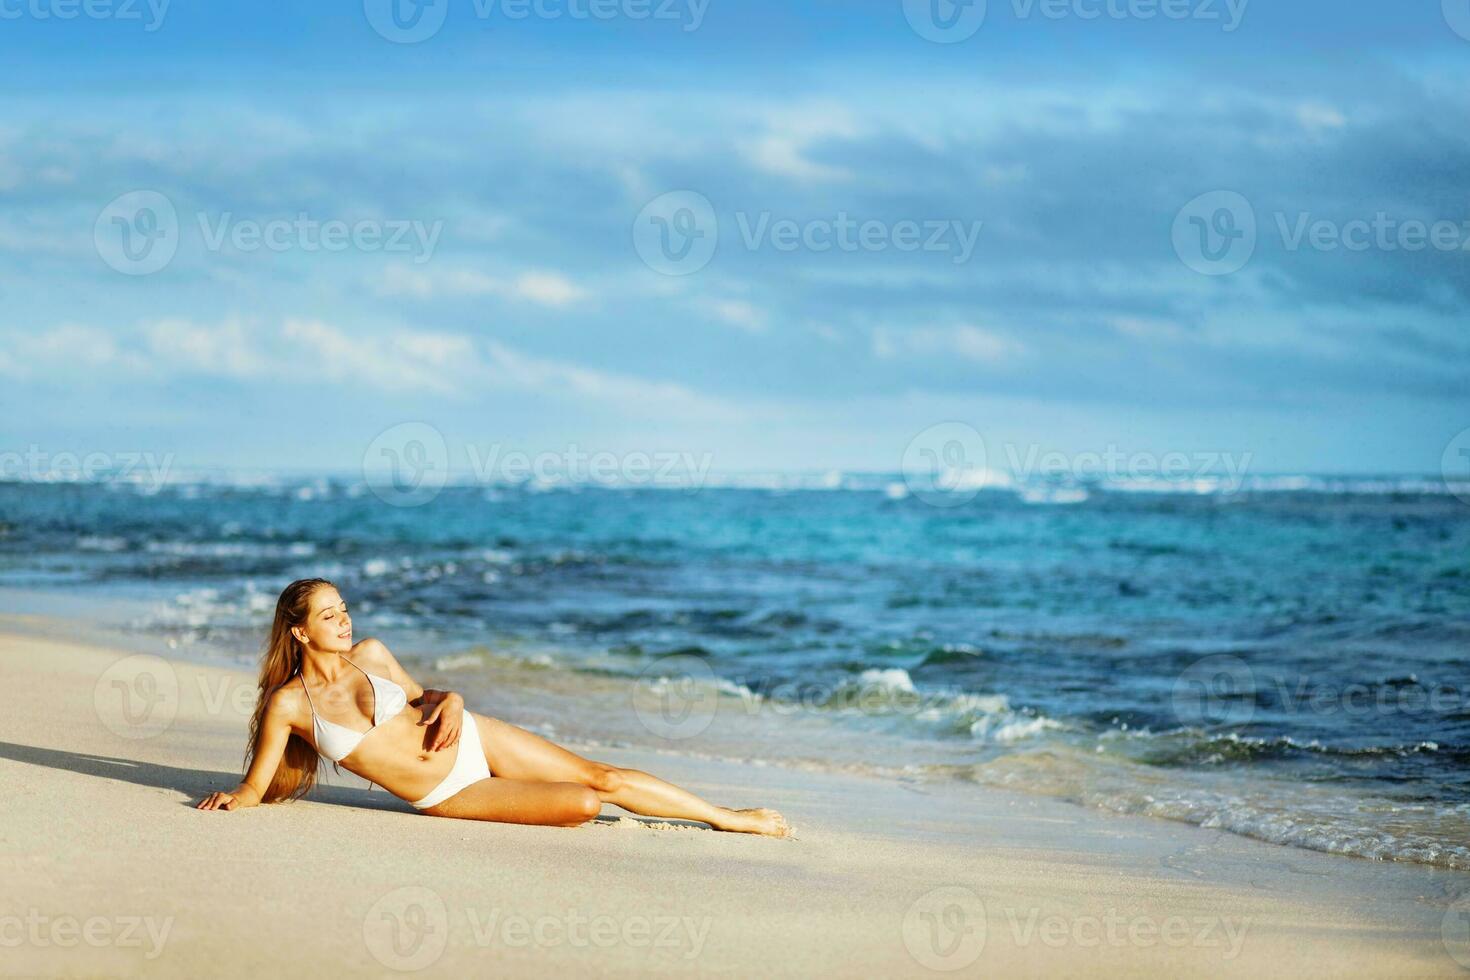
2;474;1468;869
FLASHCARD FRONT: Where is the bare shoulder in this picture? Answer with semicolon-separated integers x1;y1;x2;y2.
263;681;307;724
348;636;394;669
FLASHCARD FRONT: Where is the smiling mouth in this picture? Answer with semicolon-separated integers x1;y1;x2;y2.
339;630;352;640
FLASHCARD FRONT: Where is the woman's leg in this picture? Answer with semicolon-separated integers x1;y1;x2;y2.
421;776;601;826
474;714;789;836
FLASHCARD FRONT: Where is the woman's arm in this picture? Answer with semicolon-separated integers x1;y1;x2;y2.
196;688;294;811
355;637;464;751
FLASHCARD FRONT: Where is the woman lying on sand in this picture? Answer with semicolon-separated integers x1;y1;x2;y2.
196;577;789;835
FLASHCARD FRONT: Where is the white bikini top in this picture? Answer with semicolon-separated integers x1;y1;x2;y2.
299;659;409;762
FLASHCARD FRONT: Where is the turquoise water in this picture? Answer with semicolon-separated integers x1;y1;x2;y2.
2;476;1467;868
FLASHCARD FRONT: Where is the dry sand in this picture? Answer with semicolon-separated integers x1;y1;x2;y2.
2;621;1467;977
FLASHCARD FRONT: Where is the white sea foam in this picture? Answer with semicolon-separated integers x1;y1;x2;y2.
434;653;484;671
856;667;918;694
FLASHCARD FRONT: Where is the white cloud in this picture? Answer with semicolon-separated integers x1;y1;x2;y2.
872;324;1024;365
514;271;584;307
145;317;270;379
743;105;861;182
1297;102;1347;132
375;264;584;307
1;317;740;418
1108;315;1186;342
280;319;478;396
376;264;498;298
704;298;767;333
0;322;142;376
482;340;741;419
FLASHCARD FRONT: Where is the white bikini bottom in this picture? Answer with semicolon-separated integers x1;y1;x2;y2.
410;710;493;810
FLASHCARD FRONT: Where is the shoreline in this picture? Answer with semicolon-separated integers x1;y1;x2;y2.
4;583;1464;876
2;614;1468;976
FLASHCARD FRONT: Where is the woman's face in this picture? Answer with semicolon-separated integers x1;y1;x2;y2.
293;586;353;654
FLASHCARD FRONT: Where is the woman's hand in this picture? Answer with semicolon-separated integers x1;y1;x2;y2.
197;791;238;811
419;691;464;751
196;783;258;811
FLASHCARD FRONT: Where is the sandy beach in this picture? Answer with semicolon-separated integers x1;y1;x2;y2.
0;617;1465;978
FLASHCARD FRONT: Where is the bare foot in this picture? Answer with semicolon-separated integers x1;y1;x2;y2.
712;807;790;837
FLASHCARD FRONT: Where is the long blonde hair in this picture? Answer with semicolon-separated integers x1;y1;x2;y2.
245;577;335;802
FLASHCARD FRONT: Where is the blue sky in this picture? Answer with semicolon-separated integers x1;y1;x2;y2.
2;0;1468;477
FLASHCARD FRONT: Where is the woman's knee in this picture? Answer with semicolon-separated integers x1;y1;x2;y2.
582;763;625;794
566;785;602;824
